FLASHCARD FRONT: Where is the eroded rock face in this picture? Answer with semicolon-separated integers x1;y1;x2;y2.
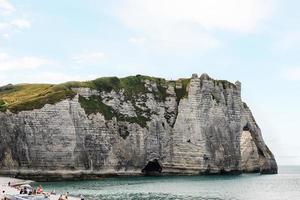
0;74;277;180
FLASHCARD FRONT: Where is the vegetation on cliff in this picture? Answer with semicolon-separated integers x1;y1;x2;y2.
0;84;76;113
174;78;190;104
79;95;149;127
0;76;190;131
64;75;168;101
0;75;185;114
0;75;237;116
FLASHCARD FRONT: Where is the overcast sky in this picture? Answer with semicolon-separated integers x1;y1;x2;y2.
0;0;299;165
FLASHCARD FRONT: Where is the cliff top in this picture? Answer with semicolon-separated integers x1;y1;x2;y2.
0;74;237;113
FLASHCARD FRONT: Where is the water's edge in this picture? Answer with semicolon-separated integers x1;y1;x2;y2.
0;168;264;182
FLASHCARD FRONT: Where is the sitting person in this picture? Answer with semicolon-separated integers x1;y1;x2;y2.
58;195;65;200
36;185;43;194
23;188;27;194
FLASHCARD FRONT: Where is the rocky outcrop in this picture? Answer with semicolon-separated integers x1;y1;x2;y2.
0;74;277;180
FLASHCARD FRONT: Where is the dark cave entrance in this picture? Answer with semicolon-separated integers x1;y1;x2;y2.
243;123;250;131
141;159;162;175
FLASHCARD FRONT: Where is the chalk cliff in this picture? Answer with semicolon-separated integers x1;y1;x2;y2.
0;74;277;180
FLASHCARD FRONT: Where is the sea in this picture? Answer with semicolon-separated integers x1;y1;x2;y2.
38;166;300;200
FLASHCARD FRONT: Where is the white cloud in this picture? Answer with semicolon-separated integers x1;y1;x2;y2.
34;73;99;83
11;19;31;29
116;0;273;50
72;52;105;64
0;19;31;41
118;0;272;32
129;37;147;45
127;26;220;50
0;53;50;71
282;68;300;81
0;1;31;42
0;0;15;15
22;72;82;84
0;19;31;31
0;72;100;86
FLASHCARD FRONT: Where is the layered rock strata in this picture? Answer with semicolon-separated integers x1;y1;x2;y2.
0;74;277;180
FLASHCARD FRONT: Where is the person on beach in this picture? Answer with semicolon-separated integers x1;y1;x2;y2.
59;194;70;200
1;190;5;200
37;185;43;194
25;186;31;194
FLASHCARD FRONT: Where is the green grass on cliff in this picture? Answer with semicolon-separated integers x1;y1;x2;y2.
174;78;190;104
78;95;149;127
92;75;168;101
63;75;168;100
0;84;76;113
0;99;5;112
0;75;191;116
78;95;114;119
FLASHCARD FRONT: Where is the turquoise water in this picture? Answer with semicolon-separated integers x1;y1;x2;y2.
39;166;300;200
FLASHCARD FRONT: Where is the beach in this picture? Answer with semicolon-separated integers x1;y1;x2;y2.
0;177;20;198
0;177;79;200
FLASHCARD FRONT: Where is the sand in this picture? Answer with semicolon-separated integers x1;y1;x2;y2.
0;177;80;200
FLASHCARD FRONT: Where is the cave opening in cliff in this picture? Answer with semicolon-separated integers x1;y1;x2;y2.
142;159;162;175
243;124;250;131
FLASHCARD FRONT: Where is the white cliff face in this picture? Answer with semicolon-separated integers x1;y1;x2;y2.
0;74;277;180
240;131;260;172
171;75;243;173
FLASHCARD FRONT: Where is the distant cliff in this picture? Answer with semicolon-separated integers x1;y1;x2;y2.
0;74;277;180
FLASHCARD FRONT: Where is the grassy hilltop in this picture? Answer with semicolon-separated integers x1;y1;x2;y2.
0;75;190;114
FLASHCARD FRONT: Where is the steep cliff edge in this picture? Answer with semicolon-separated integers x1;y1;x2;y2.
0;74;277;180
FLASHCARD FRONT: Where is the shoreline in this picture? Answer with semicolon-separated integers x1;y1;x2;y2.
0;168;268;182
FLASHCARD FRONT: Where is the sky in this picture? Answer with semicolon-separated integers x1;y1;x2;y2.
0;0;299;165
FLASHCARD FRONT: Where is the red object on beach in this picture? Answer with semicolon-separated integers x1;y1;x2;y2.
36;185;43;194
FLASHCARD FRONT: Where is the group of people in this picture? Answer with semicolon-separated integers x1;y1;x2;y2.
19;185;43;195
3;181;84;200
19;188;32;195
